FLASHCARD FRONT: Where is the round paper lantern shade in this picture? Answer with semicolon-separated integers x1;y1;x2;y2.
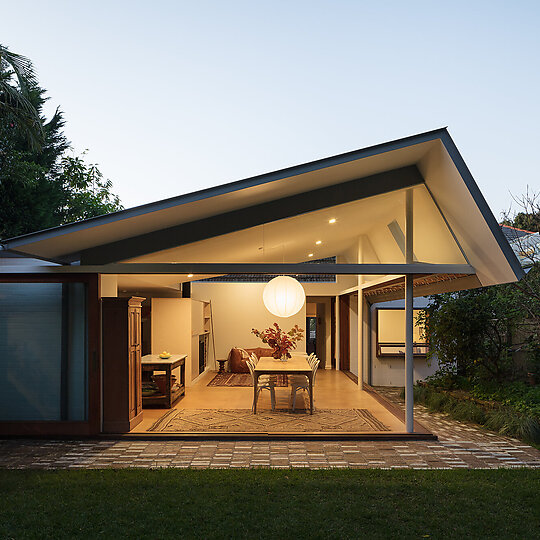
263;276;306;318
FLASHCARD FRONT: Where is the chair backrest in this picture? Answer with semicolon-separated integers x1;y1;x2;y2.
307;353;317;366
312;359;320;385
249;352;259;366
245;356;255;382
238;348;251;360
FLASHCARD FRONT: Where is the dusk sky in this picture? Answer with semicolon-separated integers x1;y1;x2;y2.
3;0;539;218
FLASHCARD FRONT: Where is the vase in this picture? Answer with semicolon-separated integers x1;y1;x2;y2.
280;354;288;362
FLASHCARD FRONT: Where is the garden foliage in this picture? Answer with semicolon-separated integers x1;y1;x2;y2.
0;44;122;240
416;201;540;442
419;264;540;383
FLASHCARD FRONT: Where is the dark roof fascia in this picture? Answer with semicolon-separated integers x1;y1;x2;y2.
438;132;525;281
2;127;449;249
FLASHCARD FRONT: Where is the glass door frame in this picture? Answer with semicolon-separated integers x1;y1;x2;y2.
0;273;101;436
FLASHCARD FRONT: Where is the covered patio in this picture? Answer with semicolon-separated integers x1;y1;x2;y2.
133;369;404;435
0;128;523;437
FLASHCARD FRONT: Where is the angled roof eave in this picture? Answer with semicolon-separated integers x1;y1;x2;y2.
1;127;449;250
437;131;525;282
0;127;524;287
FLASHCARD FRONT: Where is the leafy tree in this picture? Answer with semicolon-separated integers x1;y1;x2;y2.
0;44;44;150
0;45;122;240
422;191;540;384
420;286;520;382
57;153;122;223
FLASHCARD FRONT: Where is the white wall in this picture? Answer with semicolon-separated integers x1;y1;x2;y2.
151;298;194;384
192;282;306;361
370;357;439;386
100;275;117;297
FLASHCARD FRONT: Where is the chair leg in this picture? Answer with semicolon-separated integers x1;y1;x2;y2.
270;386;276;411
252;388;259;413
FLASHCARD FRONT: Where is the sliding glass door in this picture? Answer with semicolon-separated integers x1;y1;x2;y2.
0;274;100;434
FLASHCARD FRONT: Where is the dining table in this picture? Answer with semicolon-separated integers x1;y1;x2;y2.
253;355;314;414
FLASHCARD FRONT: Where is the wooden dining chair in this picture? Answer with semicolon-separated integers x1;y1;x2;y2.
246;356;276;412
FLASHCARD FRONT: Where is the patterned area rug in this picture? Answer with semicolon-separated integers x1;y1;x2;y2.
148;408;390;433
208;373;289;387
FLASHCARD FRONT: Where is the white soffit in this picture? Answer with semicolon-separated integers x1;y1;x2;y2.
2;140;435;259
128;184;467;268
0;128;522;288
418;141;516;285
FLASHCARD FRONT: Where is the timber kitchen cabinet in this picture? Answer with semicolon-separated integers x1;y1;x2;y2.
102;296;145;432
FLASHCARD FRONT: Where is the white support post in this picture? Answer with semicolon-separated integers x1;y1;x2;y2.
405;274;414;432
405;189;414;433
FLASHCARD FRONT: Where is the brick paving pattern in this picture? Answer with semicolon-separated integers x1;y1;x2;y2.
1;389;538;470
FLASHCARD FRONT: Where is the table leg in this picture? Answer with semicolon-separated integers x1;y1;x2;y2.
253;373;259;414
308;374;314;414
167;365;172;408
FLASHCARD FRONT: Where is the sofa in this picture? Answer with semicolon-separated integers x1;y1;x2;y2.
227;347;274;373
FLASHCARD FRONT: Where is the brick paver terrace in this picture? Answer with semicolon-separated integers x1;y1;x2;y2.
1;390;538;469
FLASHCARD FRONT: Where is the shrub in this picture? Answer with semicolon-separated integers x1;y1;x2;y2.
412;384;540;444
420;263;540;384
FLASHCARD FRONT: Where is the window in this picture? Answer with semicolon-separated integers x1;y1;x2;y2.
376;308;427;357
0;282;88;421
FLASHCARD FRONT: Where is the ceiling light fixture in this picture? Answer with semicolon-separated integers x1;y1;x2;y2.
315;240;322;245
308;253;314;257
329;218;336;224
187;274;194;278
263;276;306;318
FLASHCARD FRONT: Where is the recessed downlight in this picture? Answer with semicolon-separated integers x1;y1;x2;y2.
328;218;336;224
315;240;322;245
308;253;314;257
187;273;194;278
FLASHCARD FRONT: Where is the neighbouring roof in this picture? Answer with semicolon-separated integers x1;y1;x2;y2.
0;128;524;288
501;225;540;268
500;224;534;242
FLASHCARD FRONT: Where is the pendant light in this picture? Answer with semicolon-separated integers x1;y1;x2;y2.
263;276;306;318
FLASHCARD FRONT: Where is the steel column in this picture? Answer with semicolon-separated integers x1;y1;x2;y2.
405;273;414;432
405;189;414;433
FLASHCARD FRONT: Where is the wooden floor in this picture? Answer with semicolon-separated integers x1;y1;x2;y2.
132;369;406;433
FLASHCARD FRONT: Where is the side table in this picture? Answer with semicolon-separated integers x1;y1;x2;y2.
216;359;227;373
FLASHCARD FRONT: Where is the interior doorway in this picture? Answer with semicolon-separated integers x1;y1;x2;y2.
306;316;317;355
305;298;329;369
339;294;350;371
338;292;360;382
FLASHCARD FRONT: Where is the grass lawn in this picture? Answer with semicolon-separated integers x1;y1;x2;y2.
1;469;539;539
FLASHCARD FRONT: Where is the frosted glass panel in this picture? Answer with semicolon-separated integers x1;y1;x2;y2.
0;282;87;421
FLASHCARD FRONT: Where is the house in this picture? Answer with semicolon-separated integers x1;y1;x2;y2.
501;224;540;268
0;128;523;437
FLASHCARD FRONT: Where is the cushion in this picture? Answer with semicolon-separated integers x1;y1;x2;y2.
228;347;275;372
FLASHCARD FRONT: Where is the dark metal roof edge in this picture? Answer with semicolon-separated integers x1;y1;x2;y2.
2;127;448;248
439;132;525;281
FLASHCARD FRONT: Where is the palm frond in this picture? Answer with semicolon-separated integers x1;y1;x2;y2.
0;44;37;87
0;45;44;151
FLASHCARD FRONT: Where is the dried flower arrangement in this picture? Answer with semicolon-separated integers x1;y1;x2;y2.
251;323;304;360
